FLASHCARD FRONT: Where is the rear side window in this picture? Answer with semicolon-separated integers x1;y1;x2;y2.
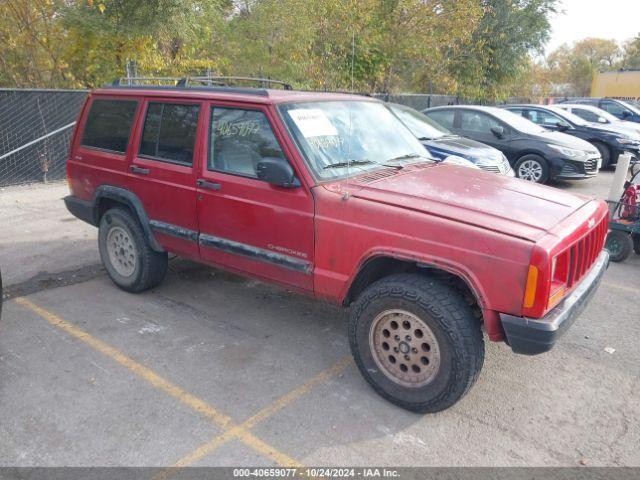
426;110;455;129
140;102;200;165
81;99;138;153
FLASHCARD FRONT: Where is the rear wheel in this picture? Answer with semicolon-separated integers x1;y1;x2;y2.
99;208;168;292
593;142;612;169
515;154;549;183
605;230;633;262
349;274;484;413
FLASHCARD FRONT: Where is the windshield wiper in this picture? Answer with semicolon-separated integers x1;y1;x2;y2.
386;153;426;163
323;159;375;170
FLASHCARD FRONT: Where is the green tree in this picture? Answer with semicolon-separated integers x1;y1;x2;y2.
448;0;559;101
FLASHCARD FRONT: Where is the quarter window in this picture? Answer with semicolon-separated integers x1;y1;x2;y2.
81;99;138;153
209;108;285;178
140;102;200;165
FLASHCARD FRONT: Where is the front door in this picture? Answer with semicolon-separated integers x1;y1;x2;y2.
196;103;315;292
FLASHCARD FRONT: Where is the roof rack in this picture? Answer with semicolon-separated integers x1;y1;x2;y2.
111;75;293;90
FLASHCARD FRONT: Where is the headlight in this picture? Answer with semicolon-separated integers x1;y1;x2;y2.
549;145;588;159
442;155;480;169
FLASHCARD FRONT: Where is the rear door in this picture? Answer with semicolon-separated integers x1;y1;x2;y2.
195;102;315;292
126;98;203;258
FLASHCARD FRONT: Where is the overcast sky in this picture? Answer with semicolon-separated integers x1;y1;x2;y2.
546;0;640;53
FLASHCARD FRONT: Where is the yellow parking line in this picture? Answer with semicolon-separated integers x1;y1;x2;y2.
14;297;301;467
602;281;637;293
166;356;353;470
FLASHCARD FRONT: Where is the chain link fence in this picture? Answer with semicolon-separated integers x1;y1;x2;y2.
0;89;88;187
0;88;539;188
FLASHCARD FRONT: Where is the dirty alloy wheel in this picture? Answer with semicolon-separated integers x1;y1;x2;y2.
98;208;168;293
515;154;549;184
605;230;633;263
349;274;485;413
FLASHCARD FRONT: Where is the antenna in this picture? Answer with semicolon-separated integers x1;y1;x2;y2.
344;30;356;201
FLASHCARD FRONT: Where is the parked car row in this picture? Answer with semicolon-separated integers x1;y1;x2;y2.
379;98;640;185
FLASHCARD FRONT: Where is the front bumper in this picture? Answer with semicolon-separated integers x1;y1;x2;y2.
500;250;609;355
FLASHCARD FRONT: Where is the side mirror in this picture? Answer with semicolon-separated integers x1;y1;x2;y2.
598;117;608;123
622;111;631;119
556;122;570;131
256;157;300;188
490;126;505;139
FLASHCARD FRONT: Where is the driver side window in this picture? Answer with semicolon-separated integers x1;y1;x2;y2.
209;107;285;178
601;101;628;117
460;111;501;133
526;109;568;127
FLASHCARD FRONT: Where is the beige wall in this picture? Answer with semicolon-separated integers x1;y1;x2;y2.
591;71;640;98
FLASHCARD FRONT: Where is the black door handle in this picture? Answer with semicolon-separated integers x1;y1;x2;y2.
130;165;150;175
197;179;221;190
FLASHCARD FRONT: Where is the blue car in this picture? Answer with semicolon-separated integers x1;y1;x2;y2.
388;102;514;176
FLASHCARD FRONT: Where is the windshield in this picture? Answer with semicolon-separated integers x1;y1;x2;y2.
388;103;450;139
489;107;548;134
279;100;429;180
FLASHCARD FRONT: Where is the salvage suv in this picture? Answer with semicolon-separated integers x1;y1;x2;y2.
65;79;610;413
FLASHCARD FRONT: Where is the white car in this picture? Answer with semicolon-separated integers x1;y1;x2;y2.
556;104;640;140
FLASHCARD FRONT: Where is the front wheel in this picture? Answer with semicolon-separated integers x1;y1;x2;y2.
99;208;168;292
605;230;633;262
349;274;485;413
515;155;549;183
593;142;612;169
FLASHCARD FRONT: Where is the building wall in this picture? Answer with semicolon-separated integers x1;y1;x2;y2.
591;71;640;99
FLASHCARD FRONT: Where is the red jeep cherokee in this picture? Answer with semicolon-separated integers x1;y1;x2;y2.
64;82;610;413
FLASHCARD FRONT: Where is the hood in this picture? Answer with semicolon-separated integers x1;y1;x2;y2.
325;162;591;242
422;136;501;160
533;130;598;153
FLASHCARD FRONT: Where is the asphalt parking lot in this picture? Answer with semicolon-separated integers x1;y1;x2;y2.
0;172;639;468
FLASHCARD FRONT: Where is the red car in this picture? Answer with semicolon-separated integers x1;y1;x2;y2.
64;81;610;412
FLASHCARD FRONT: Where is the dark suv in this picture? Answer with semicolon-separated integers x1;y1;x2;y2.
423;105;601;183
64;81;609;413
503;104;640;168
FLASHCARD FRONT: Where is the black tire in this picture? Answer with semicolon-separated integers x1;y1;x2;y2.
605;230;633;262
592;142;612;169
515;154;550;184
348;273;485;413
98;208;168;292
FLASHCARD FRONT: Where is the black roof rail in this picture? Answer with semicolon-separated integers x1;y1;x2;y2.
108;75;293;91
105;76;271;96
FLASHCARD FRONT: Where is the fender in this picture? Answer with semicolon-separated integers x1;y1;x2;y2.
340;249;505;341
92;185;164;252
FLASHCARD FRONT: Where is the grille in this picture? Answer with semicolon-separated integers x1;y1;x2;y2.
584;157;599;174
564;216;608;289
479;164;500;173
